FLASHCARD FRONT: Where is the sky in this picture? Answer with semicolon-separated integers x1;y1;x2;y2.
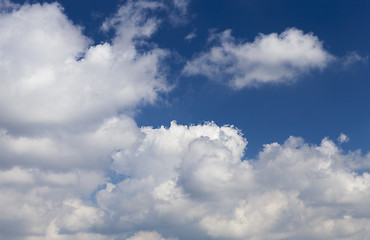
0;0;370;239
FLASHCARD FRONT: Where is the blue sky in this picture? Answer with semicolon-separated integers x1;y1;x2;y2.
1;0;370;239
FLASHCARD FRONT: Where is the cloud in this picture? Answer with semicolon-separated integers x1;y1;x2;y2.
3;119;366;240
341;51;368;67
185;31;196;41
0;168;106;240
0;116;141;170
92;125;370;240
0;1;169;239
4;121;363;240
126;231;177;240
0;1;168;130
1;1;370;240
338;132;350;144
0;0;18;10
184;28;333;88
2;119;370;240
172;0;189;15
167;0;191;26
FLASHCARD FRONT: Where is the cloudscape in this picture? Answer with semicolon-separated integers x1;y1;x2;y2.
0;0;370;239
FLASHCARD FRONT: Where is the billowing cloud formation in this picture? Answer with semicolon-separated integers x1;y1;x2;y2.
100;126;370;240
0;0;168;129
1;1;370;240
184;28;333;88
2;120;370;240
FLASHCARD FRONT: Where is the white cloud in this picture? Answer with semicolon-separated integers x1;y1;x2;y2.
0;167;34;185
0;2;169;239
184;28;333;88
338;132;350;144
0;116;141;170
185;31;196;41
0;1;168;130
126;231;177;240
2;119;370;239
0;168;106;240
199;191;296;239
1;1;370;240
94;125;370;240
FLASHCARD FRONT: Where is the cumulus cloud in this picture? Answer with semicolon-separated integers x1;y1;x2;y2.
184;28;333;88
0;1;169;239
92;124;370;240
5;121;363;240
5;119;368;240
0;0;168;130
0;168;106;240
2;120;370;240
1;1;370;240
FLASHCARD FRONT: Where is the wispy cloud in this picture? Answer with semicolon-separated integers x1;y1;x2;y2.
168;0;191;25
341;51;368;67
185;30;196;41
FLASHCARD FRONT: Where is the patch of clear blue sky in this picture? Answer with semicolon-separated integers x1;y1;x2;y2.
14;0;370;158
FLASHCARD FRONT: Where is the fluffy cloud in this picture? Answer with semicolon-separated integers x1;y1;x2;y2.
2;120;370;239
93;124;370;240
0;168;106;240
184;28;333;88
4;119;366;240
0;0;168;129
338;132;350;144
5;120;363;240
0;116;141;170
1;1;370;240
0;1;168;239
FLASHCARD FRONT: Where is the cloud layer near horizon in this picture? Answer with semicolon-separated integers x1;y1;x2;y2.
1;1;370;240
2;119;370;240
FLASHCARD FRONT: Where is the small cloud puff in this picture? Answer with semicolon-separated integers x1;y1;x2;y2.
185;31;196;41
338;132;350;144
